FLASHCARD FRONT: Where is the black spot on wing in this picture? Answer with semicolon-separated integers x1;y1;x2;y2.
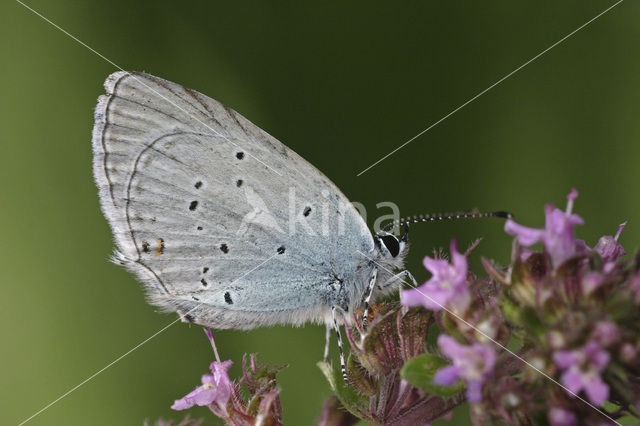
220;244;229;254
224;292;233;304
189;200;198;211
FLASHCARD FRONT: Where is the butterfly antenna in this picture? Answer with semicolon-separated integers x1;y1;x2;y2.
381;210;513;233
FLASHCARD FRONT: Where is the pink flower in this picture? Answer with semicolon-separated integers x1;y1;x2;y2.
433;335;496;403
171;361;233;410
172;329;233;411
400;240;470;313
552;341;610;406
505;189;586;269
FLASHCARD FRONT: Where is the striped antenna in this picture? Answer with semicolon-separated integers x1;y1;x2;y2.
381;210;513;233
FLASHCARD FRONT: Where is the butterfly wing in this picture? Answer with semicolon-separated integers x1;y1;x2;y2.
93;72;374;329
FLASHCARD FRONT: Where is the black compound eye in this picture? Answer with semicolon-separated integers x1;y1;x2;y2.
380;235;400;257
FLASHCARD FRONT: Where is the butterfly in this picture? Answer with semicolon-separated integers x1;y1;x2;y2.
92;72;414;378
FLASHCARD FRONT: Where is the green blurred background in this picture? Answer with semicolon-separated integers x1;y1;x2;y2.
2;1;639;424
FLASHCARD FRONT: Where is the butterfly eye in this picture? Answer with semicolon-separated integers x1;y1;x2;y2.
380;235;400;257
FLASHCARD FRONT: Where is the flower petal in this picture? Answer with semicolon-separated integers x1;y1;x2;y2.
172;385;216;410
559;369;584;395
504;219;545;246
584;375;609;406
552;350;578;369
400;286;441;310
201;374;215;384
543;207;584;267
448;287;471;314
437;334;464;359
465;380;483;403
210;360;233;376
582;341;610;370
450;240;467;275
209;360;233;405
192;387;219;406
433;365;459;386
171;396;194;411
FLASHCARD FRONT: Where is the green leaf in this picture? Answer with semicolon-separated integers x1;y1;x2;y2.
317;361;367;420
400;354;464;398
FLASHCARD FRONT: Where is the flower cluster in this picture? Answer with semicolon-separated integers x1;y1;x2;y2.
397;190;639;424
318;304;465;425
170;329;286;426
160;190;640;426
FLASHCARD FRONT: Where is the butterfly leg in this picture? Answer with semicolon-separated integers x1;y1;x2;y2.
323;323;331;362
379;269;418;289
361;268;378;329
331;306;348;383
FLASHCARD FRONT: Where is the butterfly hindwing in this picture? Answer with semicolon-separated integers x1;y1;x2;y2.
93;72;374;328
